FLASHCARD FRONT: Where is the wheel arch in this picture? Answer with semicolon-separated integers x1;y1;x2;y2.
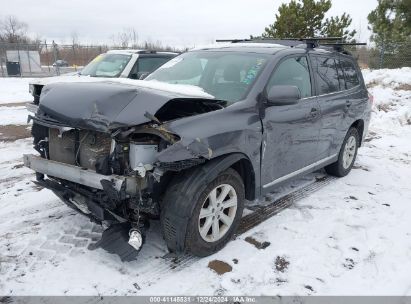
195;152;256;201
160;152;255;253
229;156;256;201
350;119;364;146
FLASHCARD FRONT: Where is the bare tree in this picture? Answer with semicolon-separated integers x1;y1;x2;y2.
118;31;130;48
0;15;29;43
110;28;139;48
128;28;138;47
70;31;79;46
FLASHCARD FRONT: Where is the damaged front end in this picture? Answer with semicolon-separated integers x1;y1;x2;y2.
24;81;222;261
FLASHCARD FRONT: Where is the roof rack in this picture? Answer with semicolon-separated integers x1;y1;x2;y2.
216;37;366;52
320;42;367;52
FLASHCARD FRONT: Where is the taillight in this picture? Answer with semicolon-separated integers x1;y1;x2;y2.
368;92;374;105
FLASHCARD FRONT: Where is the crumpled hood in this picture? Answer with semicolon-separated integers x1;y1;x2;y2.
38;81;214;132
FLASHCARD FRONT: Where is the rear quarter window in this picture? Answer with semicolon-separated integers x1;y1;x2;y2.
341;59;360;89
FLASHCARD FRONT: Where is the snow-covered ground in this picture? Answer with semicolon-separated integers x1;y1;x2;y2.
0;78;34;104
0;69;410;296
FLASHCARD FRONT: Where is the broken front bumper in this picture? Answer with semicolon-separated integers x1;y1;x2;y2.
23;154;138;195
23;154;146;261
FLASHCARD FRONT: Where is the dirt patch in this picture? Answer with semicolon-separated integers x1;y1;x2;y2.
274;256;290;273
364;131;381;143
352;165;370;172
244;236;270;249
208;260;232;275
367;83;411;91
304;285;314;292
0;124;31;142
377;103;394;113
396;83;411;91
12;163;24;169
315;175;327;182
275;278;288;285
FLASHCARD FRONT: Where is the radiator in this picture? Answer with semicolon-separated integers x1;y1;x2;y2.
48;128;111;170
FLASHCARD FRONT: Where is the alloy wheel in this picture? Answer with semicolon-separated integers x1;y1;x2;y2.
198;184;238;242
342;135;357;169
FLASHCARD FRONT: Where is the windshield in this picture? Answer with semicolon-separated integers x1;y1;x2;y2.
80;53;132;77
146;51;268;103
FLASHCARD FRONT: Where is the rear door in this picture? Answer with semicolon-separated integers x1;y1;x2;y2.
261;55;322;189
339;57;368;141
310;54;350;159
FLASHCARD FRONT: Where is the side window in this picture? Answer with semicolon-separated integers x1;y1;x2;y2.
341;59;360;89
312;56;340;94
336;59;346;90
267;56;312;98
130;56;172;79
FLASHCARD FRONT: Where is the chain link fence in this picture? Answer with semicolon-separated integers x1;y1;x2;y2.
349;41;411;70
0;42;111;77
1;41;410;77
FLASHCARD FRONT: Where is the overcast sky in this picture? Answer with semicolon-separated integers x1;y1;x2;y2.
2;0;377;48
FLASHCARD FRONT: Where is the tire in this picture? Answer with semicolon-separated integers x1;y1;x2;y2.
161;167;245;257
325;127;359;177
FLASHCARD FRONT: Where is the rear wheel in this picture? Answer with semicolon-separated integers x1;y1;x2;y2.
161;168;244;257
325;127;359;177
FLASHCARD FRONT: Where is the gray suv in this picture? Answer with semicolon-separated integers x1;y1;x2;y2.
24;39;372;260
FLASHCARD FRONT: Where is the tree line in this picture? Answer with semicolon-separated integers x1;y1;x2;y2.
261;0;410;48
259;0;411;68
1;0;410;49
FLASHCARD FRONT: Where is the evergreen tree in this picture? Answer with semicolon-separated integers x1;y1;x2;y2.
262;0;356;41
368;0;411;46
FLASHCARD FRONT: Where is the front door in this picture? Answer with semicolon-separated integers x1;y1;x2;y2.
261;55;321;190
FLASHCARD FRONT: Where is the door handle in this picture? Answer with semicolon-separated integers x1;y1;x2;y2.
310;108;319;117
346;100;352;108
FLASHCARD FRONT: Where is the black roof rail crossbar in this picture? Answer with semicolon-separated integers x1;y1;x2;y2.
319;42;367;52
216;38;310;47
320;42;367;46
216;39;252;43
216;37;344;48
215;37;366;51
216;37;343;42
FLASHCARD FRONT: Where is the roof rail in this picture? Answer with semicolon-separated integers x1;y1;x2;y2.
216;37;366;52
320;42;367;51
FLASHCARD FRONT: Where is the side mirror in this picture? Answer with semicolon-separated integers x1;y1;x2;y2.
265;85;301;106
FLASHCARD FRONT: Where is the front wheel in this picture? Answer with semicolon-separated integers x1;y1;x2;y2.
161;168;245;257
325;127;359;177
